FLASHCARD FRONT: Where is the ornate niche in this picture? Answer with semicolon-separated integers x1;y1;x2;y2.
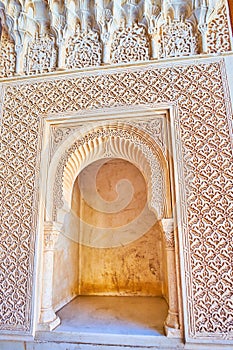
38;115;182;338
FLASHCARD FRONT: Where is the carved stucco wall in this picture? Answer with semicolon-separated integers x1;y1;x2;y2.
0;58;233;341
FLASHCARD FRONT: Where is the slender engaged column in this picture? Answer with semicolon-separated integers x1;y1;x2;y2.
102;40;111;64
198;24;208;54
57;41;66;70
161;218;181;338
15;44;23;74
149;33;160;59
39;221;62;331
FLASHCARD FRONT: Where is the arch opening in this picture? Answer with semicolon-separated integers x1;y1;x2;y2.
53;157;169;335
39;121;181;338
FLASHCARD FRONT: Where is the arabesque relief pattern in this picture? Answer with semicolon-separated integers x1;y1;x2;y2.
111;24;149;63
0;88;41;330
24;34;57;75
207;4;232;53
50;118;166;157
159;21;198;58
65;29;101;69
0;60;233;338
0;0;231;76
0;29;16;77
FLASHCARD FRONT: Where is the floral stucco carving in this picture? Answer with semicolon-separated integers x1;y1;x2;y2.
0;0;231;76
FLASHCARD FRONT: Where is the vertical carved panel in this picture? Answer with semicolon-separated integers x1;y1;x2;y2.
207;4;231;53
0;29;16;77
174;62;233;335
0;86;41;330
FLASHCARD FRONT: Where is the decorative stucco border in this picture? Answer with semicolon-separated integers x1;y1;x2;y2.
0;57;233;344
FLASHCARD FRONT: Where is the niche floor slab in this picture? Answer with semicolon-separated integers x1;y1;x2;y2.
56;296;168;336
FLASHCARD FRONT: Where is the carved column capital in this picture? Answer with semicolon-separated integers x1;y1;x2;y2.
44;221;62;251
161;218;175;249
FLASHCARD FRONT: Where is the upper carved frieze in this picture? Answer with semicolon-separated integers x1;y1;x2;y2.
0;0;231;76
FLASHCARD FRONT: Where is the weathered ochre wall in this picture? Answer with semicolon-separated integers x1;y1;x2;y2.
77;227;164;296
71;159;165;296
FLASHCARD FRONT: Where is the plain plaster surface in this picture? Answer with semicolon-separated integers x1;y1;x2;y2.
56;296;168;336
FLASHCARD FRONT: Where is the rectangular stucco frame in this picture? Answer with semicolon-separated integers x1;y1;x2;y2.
0;56;233;348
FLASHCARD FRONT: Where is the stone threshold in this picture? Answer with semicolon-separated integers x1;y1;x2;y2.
35;331;183;349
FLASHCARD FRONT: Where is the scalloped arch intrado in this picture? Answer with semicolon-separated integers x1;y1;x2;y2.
48;122;171;223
